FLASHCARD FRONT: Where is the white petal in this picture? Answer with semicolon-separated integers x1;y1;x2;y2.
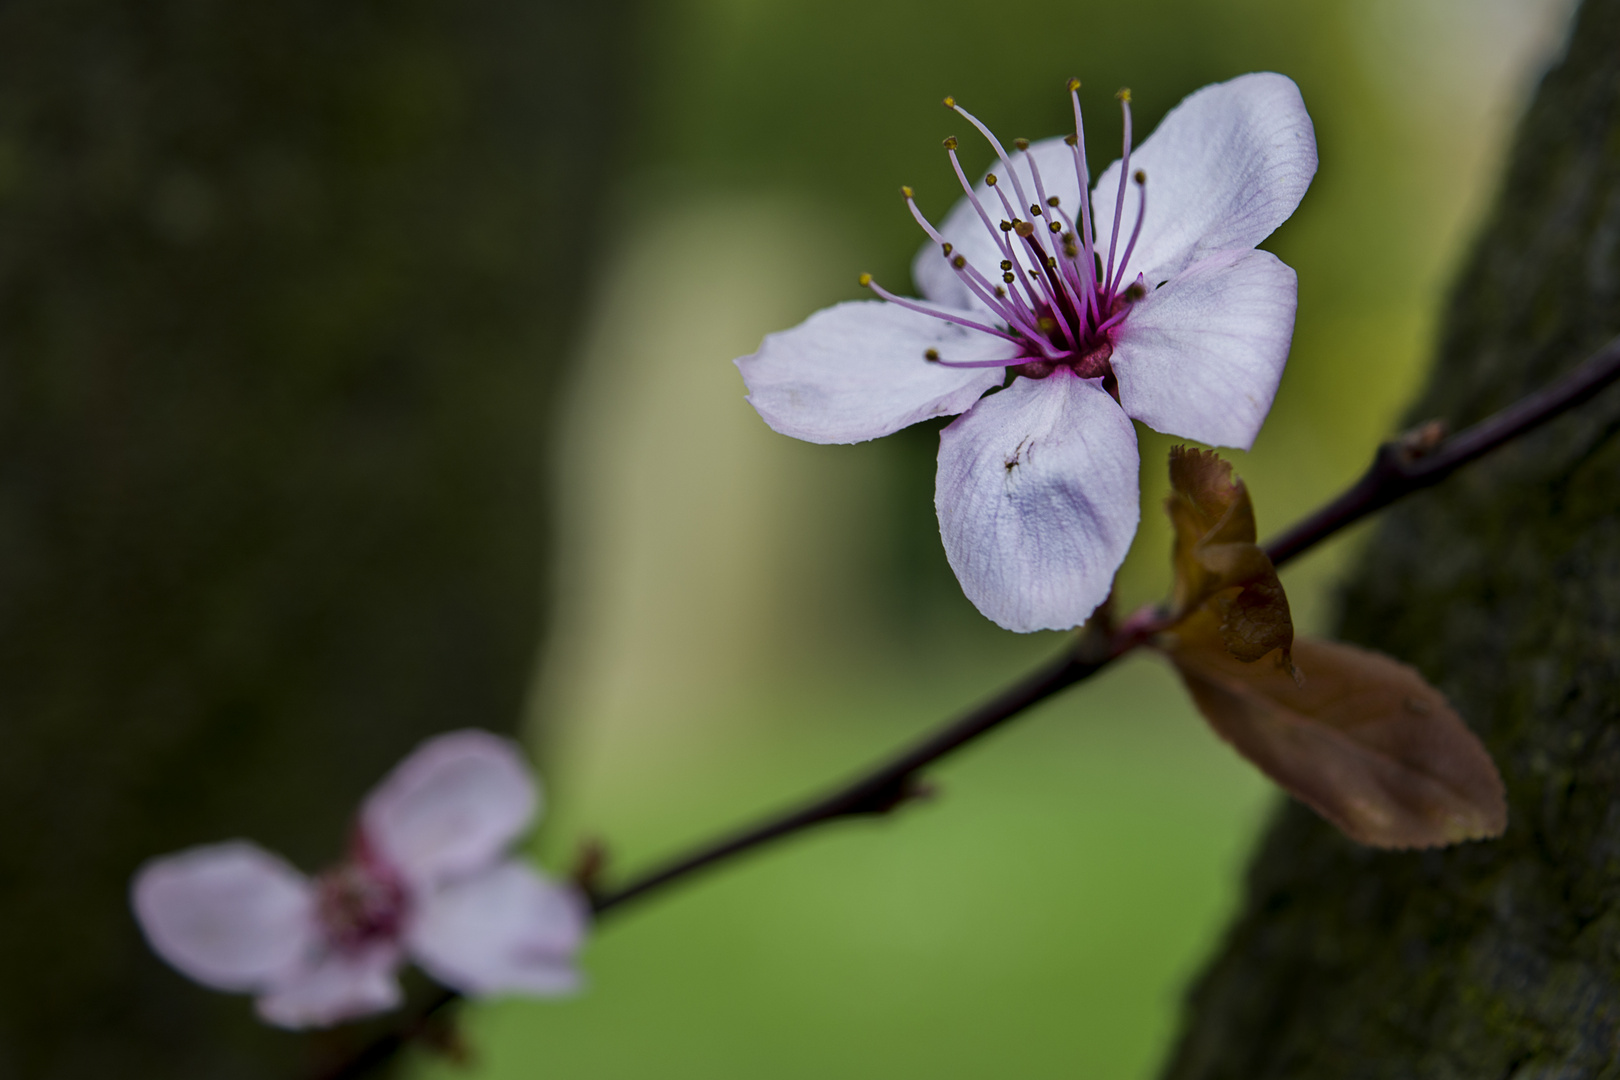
407;862;588;997
936;372;1140;632
361;730;539;889
1112;248;1298;450
130;841;316;993
912;137;1085;315
254;946;404;1029
1091;73;1317;286
737;300;1014;444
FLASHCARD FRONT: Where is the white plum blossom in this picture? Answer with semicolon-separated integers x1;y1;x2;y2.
737;73;1317;632
131;730;587;1029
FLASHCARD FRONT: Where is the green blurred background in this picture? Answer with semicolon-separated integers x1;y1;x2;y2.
409;0;1574;1078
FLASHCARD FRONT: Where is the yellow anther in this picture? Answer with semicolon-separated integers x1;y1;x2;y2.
858;273;873;287
1064;134;1078;147
1134;169;1146;184
1038;316;1057;333
943;135;958;150
951;254;966;269
1003;271;1015;283
999;259;1012;270
999;220;1013;232
1116;87;1132;103
1047;195;1060;207
1013;138;1029;151
1046;256;1057;268
900;185;914;198
1048;221;1062;234
1066;77;1081;92
943;95;956;108
1123;281;1147;302
941;242;954;256
986;173;998;186
1014;220;1035;238
1064;243;1079;257
924;348;941;361
994;285;1007;298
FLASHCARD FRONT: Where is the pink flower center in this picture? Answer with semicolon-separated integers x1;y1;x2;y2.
314;856;408;954
863;80;1150;387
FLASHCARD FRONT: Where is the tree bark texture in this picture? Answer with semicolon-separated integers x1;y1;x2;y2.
0;1;632;1076
1163;1;1620;1076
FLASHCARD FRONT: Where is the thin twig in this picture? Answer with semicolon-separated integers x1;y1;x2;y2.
1263;334;1620;565
593;627;1119;914
324;332;1620;1079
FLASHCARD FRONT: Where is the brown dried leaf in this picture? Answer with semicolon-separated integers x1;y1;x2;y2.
1216;575;1294;663
1162;610;1507;849
1167;447;1255;610
1165;446;1294;668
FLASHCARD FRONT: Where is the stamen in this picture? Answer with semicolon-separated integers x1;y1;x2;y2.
861;275;1023;342
869;80;1157;373
1109;169;1148;295
946;144;1020;272
904;192;1047;331
1068;80;1101;320
983;178;1062;319
1018;231;1080;348
972;177;1049;317
1096;281;1144;334
943;149;1054;336
930;353;1022;369
1018;149;1089;317
1095;306;1131;334
1104;89;1134;295
948;100;1036;229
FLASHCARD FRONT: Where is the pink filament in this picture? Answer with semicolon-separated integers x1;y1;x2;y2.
1108;174;1148;295
873;83;1151;374
1103;94;1134;296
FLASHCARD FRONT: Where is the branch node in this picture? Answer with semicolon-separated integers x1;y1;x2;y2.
571;836;610;902
848;773;938;817
1396;417;1449;461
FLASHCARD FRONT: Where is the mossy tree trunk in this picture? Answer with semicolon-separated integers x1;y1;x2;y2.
1163;1;1620;1075
0;0;632;1076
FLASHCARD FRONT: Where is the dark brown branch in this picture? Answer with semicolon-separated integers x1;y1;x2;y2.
592;628;1117;914
323;331;1620;1079
1262;334;1620;566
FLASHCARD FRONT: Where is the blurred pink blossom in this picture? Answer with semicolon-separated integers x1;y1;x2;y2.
738;73;1317;632
131;730;587;1029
